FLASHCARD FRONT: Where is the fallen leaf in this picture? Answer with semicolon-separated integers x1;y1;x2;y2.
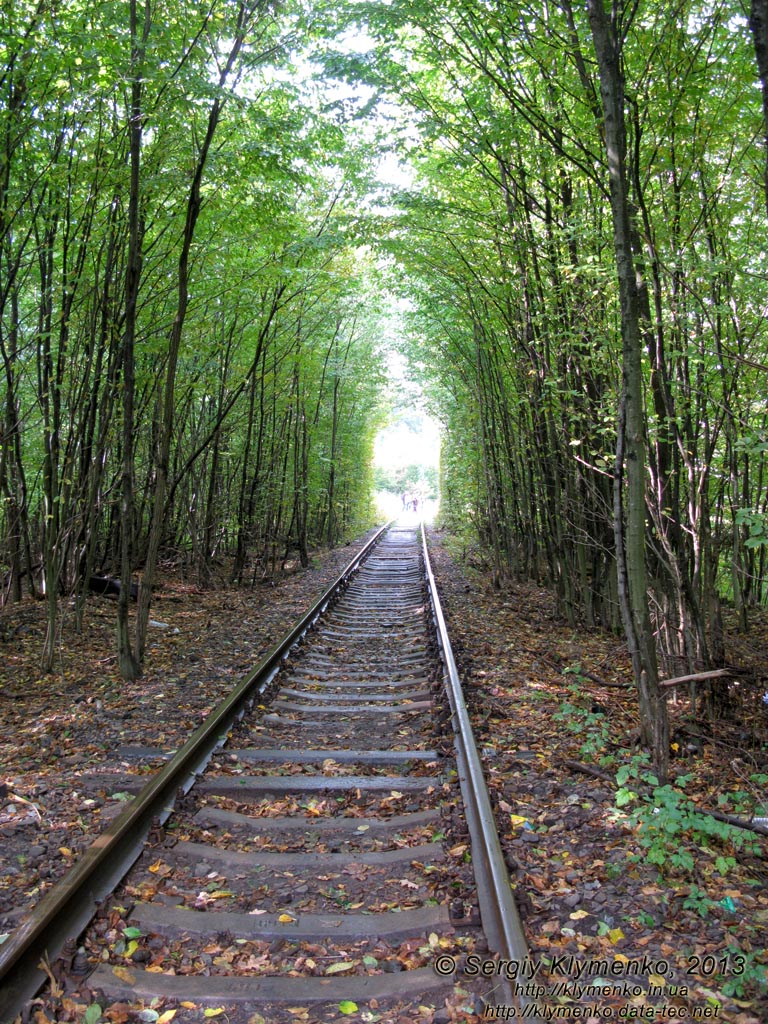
326;961;356;974
112;965;135;983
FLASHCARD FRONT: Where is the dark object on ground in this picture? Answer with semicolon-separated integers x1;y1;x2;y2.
88;576;139;600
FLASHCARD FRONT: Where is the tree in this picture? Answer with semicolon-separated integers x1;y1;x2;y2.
586;0;667;779
117;0;151;681
329;0;768;768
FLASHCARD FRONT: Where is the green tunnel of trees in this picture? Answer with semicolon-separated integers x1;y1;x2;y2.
3;0;768;773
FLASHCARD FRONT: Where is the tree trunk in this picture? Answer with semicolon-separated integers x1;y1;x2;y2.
117;0;150;680
586;0;669;781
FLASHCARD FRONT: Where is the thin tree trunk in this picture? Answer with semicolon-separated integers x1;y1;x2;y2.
587;0;669;781
117;0;150;680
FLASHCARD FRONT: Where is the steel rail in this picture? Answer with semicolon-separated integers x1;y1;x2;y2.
421;523;541;1018
0;522;391;1020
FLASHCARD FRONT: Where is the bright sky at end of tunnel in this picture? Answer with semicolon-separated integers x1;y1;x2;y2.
373;402;440;522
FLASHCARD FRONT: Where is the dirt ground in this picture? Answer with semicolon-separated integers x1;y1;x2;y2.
1;524;767;1023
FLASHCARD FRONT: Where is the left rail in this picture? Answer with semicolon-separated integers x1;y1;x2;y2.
0;523;390;1017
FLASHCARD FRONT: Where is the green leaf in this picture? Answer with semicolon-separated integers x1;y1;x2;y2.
123;926;143;939
84;1006;103;1024
326;961;355;974
616;787;635;807
339;1002;359;1015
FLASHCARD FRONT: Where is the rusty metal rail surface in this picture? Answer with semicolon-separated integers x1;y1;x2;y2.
0;521;536;1022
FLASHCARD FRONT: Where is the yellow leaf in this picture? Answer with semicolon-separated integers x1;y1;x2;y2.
157;1012;177;1023
203;1010;225;1018
509;815;529;827
112;965;135;983
608;928;625;943
180;1003;198;1011
278;913;296;923
648;974;666;987
145;964;166;973
148;859;164;874
569;909;589;920
58;847;73;858
125;939;139;958
448;844;468;857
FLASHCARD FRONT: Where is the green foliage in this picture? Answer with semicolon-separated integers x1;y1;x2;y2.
374;462;437;497
715;772;768;819
553;687;615;768
719;946;768;1000
615;760;760;879
735;508;768;550
0;0;393;638
681;885;714;918
4;0;768;700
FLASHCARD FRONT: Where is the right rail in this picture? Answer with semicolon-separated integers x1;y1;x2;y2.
422;524;537;1014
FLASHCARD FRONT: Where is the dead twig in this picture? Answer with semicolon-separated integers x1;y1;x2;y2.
561;759;615;784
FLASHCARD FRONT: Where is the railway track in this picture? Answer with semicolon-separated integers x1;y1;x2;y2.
0;523;534;1023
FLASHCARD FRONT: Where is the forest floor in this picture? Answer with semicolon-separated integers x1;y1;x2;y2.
1;525;767;1024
